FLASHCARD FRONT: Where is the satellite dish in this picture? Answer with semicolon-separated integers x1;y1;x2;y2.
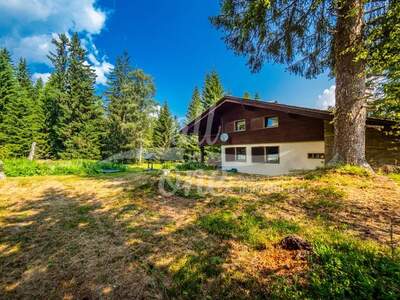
220;133;229;142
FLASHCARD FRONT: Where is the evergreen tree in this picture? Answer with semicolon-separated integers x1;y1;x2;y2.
243;91;251;99
104;52;156;161
46;33;69;156
182;87;203;160
45;33;104;159
60;33;104;159
0;50;33;157
254;92;261;100
153;102;175;153
186;87;203;123
367;1;399;135
211;0;394;166
16;58;34;97
201;71;224;109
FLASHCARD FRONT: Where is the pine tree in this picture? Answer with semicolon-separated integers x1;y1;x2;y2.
153;102;175;153
367;1;400;135
104;52;156;161
211;0;394;166
201;71;224;109
182;87;203;160
59;33;104;159
46;33;69;156
186;87;203;123
254;92;261;100
0;51;33;157
15;58;49;158
243;91;251;99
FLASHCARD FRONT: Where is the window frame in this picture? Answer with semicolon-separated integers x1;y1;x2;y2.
234;119;246;132
265;146;280;164
250;146;280;164
235;147;247;162
307;153;325;159
264;116;279;128
225;147;247;162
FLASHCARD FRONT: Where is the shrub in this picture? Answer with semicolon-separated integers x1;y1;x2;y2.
3;159;127;177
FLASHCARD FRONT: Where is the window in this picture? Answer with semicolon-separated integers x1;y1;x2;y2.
225;147;247;162
308;153;325;159
266;146;280;163
234;119;246;132
251;146;280;164
251;147;265;163
236;147;247;161
264;116;279;128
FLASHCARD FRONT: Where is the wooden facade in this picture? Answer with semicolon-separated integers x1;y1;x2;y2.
181;96;399;169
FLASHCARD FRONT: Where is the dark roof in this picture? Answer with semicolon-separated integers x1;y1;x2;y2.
181;95;394;134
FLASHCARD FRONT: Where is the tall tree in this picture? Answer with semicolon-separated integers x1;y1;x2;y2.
153;102;175;153
0;51;36;157
104;52;156;161
367;1;399;135
201;71;224;109
183;87;203;160
46;33;69;156
45;33;104;159
60;33;104;159
186;87;203;123
211;0;393;166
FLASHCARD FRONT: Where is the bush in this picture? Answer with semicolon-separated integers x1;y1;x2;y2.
176;161;215;171
3;159;128;177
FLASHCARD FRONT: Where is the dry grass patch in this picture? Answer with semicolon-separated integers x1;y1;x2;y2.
0;168;399;299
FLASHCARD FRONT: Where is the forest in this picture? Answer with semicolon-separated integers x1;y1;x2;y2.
0;32;226;163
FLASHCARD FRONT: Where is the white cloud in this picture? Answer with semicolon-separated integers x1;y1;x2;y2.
93;60;113;85
316;85;335;110
32;72;51;83
0;0;112;85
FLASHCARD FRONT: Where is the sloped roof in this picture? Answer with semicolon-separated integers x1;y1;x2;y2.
181;95;393;134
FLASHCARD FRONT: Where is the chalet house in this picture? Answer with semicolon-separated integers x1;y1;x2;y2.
181;96;400;176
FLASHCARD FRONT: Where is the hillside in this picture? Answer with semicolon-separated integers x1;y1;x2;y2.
0;167;399;299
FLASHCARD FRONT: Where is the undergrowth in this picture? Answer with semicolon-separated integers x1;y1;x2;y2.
3;159;128;177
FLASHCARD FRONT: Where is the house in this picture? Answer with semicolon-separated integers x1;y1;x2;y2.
181;96;400;176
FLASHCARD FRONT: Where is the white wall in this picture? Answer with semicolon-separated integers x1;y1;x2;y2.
221;141;325;176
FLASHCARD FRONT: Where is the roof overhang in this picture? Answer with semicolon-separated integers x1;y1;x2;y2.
180;96;396;135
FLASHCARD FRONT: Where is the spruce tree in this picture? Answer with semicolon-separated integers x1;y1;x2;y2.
153;102;175;153
104;52;156;161
201;71;224;109
0;51;33;157
182;87;203;160
46;33;69;156
60;33;104;159
186;87;203;123
211;0;394;166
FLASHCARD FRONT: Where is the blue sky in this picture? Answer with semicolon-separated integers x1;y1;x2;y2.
0;0;335;118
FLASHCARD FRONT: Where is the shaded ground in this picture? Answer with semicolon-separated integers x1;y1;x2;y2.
0;168;399;299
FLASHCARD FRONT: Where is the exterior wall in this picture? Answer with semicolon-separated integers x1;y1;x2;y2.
221;141;325;176
219;104;325;145
324;121;400;167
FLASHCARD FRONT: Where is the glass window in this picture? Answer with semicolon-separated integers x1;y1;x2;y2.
308;153;325;159
234;119;246;132
251;147;265;163
265;116;279;128
236;147;247;161
225;147;247;162
265;146;279;163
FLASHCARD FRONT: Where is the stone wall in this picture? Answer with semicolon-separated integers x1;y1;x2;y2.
324;121;400;167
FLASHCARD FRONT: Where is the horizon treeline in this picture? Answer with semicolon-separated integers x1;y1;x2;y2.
0;32;226;161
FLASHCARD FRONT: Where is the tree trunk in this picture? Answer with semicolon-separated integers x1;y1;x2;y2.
28;142;37;161
330;0;369;167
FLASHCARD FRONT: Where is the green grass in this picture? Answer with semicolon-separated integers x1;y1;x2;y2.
389;173;400;184
3;159;128;177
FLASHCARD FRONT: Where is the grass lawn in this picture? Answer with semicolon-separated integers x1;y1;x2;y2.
0;167;399;299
